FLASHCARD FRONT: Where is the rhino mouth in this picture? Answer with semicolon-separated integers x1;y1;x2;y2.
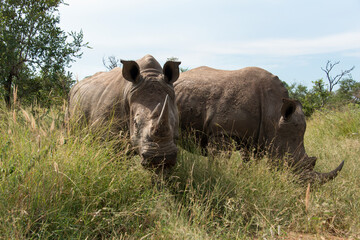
141;152;177;169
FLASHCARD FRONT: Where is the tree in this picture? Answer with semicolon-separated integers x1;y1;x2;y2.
284;82;308;103
354;90;360;103
102;55;121;71
283;80;331;116
0;0;88;107
283;60;358;116
336;78;360;103
321;60;355;93
311;79;330;107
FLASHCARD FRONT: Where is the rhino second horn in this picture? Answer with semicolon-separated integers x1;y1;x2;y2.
157;94;169;126
308;160;344;184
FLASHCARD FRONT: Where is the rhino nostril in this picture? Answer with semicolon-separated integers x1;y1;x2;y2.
140;152;177;169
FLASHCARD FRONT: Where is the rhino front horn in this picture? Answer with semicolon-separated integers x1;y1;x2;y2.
157;94;169;126
307;160;344;184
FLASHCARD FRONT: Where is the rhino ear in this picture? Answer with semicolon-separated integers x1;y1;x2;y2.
281;98;297;121
163;61;181;84
121;60;140;83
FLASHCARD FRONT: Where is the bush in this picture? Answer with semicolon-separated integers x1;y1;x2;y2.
285;78;360;117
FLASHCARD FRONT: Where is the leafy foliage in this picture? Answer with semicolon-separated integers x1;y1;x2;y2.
0;0;88;107
283;61;359;117
284;77;360;117
335;78;360;103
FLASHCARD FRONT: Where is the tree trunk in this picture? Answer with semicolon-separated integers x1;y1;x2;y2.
4;74;13;108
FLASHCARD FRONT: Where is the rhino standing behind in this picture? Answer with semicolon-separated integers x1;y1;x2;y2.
174;66;344;183
68;55;181;169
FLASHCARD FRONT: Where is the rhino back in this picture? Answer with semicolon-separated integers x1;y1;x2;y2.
69;67;129;127
175;66;289;144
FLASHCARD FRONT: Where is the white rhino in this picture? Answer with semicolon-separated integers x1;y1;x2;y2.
68;55;181;169
174;66;344;183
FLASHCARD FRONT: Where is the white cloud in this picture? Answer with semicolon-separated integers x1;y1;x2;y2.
67;31;360;80
59;0;360;86
85;30;360;61
195;32;360;57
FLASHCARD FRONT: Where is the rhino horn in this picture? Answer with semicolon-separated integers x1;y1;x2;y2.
151;103;162;119
157;94;169;126
306;160;344;184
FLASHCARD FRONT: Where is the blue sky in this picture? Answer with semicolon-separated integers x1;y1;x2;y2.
59;0;360;88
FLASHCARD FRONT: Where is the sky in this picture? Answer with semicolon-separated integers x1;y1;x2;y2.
59;0;360;88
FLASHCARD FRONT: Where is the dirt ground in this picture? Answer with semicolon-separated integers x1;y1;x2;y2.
278;232;355;240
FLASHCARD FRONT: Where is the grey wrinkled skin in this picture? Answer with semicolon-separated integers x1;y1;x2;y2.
68;55;181;169
174;66;344;183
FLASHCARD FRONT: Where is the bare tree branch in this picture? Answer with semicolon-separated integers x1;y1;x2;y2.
103;55;121;71
321;60;355;92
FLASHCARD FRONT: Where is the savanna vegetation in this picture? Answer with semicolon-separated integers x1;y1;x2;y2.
283;61;359;117
1;0;360;239
0;92;360;239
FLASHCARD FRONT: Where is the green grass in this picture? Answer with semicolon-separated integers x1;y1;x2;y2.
0;100;359;239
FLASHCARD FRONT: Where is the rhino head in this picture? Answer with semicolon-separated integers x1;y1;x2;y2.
272;98;344;183
121;59;180;169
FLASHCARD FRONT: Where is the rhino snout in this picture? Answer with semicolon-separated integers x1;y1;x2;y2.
141;151;177;169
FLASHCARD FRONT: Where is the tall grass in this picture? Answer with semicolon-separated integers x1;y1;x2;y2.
0;99;359;239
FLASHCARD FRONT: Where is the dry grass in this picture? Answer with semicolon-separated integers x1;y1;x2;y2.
0;100;359;239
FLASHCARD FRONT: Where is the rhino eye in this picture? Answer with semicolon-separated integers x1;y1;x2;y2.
133;115;141;131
